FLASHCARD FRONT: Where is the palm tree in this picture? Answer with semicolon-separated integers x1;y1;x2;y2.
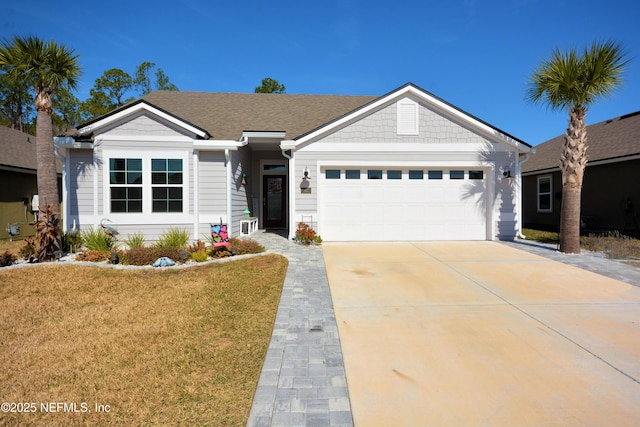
0;36;81;256
526;40;628;254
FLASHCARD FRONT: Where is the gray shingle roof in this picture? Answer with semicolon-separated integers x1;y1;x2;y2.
523;111;640;173
0;126;37;171
0;126;62;173
141;91;378;140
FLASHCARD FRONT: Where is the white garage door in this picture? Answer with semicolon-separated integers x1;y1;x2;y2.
319;168;488;241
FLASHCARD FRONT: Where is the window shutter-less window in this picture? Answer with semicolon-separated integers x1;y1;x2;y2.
397;98;419;135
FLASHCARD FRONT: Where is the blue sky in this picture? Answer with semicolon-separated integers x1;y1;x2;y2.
3;0;639;145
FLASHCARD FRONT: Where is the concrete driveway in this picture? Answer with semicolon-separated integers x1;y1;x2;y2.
323;241;640;426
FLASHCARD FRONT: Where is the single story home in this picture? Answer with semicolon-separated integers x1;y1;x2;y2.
55;83;533;243
0;126;62;239
523;110;640;236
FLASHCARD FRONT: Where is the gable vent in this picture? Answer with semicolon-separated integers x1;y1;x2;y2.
397;98;419;135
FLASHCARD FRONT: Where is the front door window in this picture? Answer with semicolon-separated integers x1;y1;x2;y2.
263;175;286;228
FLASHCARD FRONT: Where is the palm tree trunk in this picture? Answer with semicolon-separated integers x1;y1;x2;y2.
559;107;588;254
35;88;59;213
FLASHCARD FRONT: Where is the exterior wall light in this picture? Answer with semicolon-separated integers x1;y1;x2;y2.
241;173;248;185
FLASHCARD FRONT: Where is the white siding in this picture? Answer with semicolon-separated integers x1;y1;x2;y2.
230;146;252;236
197;151;227;240
67;150;96;226
102;112;194;137
318;98;488;145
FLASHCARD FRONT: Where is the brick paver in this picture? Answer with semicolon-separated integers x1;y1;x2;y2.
247;231;353;427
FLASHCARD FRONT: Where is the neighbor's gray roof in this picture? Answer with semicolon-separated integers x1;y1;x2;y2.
523;111;640;173
0;126;63;173
141;91;379;140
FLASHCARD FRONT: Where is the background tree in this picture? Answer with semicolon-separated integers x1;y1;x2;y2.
52;86;81;135
254;77;286;94
134;61;178;95
0;65;35;132
526;40;628;254
79;68;132;120
0;36;81;259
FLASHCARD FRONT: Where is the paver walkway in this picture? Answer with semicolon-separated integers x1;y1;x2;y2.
246;231;353;427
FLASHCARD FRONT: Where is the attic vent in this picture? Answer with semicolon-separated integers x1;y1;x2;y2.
397;98;419;135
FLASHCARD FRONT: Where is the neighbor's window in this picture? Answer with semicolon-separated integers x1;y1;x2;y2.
409;170;424;180
537;175;552;212
387;170;402;180
450;170;464;180
428;170;443;180
110;158;142;213
345;169;360;179
368;170;383;179
469;170;484;180
325;169;340;179
152;158;183;212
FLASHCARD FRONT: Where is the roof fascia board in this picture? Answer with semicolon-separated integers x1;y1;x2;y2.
193;140;243;151
524;153;640;176
54;137;93;149
293;86;412;145
77;101;209;139
406;86;533;153
242;131;286;139
0;164;37;174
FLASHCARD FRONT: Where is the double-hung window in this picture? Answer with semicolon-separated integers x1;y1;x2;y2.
109;158;143;213
152;159;183;213
537;175;552;212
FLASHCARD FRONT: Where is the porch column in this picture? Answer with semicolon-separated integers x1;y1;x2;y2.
288;153;296;239
225;149;232;236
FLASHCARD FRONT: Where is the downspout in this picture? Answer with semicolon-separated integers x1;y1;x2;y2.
225;149;232;236
516;153;531;239
281;148;295;240
193;149;199;241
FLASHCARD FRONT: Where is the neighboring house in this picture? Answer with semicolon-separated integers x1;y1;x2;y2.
55;83;533;243
523;110;640;236
0;126;62;239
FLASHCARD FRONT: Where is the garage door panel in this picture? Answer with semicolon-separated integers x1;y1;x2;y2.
320;167;488;241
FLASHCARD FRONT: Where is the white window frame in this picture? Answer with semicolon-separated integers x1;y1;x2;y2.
537;175;553;213
103;150;190;222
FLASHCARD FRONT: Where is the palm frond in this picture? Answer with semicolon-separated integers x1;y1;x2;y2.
526;40;628;112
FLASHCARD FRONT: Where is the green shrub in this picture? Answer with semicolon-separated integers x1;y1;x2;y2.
62;230;83;253
230;238;265;255
190;249;209;262
1;250;16;267
82;227;115;252
125;232;145;249
123;247;182;266
155;228;190;250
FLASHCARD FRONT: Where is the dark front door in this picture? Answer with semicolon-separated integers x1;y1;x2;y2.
263;175;287;229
